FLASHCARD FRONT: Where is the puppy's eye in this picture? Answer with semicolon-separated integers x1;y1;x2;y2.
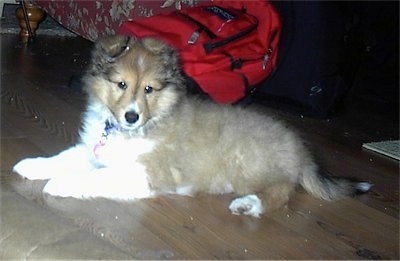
118;82;127;90
144;85;153;94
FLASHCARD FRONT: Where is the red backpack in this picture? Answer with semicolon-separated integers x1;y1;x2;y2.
119;1;281;104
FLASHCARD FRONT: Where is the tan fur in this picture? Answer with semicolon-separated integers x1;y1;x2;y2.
138;98;306;211
83;36;369;215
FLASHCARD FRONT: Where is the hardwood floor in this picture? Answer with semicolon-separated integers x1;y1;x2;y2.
1;33;398;259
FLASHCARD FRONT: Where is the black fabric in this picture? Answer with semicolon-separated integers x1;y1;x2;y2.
249;1;349;118
342;1;399;118
249;1;398;119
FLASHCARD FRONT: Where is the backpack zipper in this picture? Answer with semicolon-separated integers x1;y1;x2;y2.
178;12;217;44
203;21;258;53
178;9;258;53
262;29;278;69
224;49;273;71
262;48;273;70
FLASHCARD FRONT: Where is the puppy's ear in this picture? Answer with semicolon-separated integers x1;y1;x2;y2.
90;35;133;71
141;38;185;88
141;37;172;54
141;38;180;68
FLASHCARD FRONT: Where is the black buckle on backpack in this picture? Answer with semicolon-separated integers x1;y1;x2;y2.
231;58;243;69
222;51;243;70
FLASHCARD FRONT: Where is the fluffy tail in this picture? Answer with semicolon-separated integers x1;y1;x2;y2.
300;164;372;200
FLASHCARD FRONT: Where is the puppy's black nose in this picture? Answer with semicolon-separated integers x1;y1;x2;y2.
125;111;139;124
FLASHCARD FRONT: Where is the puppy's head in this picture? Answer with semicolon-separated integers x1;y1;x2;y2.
84;35;186;132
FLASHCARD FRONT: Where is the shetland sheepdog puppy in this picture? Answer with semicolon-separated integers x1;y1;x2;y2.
13;36;371;217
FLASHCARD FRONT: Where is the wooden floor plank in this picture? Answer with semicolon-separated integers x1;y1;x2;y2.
286;193;398;259
1;74;82;156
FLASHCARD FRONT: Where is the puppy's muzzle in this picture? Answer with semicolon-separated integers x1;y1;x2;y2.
125;111;139;124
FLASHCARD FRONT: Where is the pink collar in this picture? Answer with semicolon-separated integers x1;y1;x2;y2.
93;121;120;159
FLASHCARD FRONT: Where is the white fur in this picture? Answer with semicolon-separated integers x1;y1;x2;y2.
229;194;264;218
13;100;155;201
13;145;92;180
43;164;152;200
175;185;194;196
357;182;373;192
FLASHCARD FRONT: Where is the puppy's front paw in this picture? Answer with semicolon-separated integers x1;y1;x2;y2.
229;194;264;218
13;157;56;180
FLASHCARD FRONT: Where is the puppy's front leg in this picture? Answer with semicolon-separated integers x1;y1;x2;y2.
13;144;93;180
43;163;153;200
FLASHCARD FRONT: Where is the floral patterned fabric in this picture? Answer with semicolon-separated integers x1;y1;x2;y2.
34;0;210;41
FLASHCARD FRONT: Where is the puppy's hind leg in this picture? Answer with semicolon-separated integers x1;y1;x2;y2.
261;181;295;212
229;181;295;218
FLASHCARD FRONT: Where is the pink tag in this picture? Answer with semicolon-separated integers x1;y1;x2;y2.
93;142;105;159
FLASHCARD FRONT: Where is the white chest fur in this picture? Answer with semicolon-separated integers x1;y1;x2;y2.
80;104;156;168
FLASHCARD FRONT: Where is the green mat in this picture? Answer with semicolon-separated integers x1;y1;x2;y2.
362;140;400;160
